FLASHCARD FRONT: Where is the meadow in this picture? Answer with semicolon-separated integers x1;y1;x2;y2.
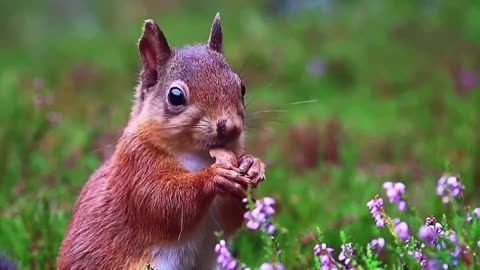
1;0;480;269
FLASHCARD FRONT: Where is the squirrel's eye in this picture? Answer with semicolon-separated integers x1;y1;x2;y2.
241;83;246;97
168;87;186;106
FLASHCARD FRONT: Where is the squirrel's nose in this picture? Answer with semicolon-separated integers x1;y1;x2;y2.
216;119;241;143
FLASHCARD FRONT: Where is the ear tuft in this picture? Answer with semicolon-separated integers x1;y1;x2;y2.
138;19;171;88
208;12;223;53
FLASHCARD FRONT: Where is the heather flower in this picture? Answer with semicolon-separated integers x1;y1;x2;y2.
367;195;385;227
314;243;338;270
369;237;385;254
393;218;410;241
33;78;44;90
308;57;326;77
418;226;436;244
259;262;285;270
244;197;276;235
215;240;238;270
44;92;54;105
425;216;444;234
0;253;17;270
47;112;62;123
408;249;427;267
419;217;444;245
32;88;54;109
447;230;458;244
460;69;477;89
436;175;464;204
338;243;355;268
407;244;439;269
468;208;480;222
382;181;407;211
466;212;473;222
445;230;461;266
474;208;480;218
33;94;44;108
423;257;442;270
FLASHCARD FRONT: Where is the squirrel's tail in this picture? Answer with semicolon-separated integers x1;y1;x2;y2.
0;253;18;270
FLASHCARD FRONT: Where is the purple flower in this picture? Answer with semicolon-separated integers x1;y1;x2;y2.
447;230;458;244
369;237;385;254
244;197;276;235
314;243;338;270
393;218;410;241
32;90;54;109
367;195;385;227
477;240;480;247
33;94;44;108
215;240;238;270
338;243;355;268
418;226;436;244
467;212;473;222
408;249;427;267
424;259;443;270
44;92;54;105
47;112;62;123
259;262;285;270
383;181;407;211
445;230;461;266
409;249;442;270
436;175;464;204
425;216;444;234
33;78;44;90
460;69;477;89
419;217;444;245
308;57;326;77
469;208;480;222
474;208;480;218
0;253;18;270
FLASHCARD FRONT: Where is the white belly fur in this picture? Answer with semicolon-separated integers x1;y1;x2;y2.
150;152;225;270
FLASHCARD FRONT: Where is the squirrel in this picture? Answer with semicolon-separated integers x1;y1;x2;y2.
57;13;266;270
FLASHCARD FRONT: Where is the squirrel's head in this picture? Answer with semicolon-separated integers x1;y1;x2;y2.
130;13;246;154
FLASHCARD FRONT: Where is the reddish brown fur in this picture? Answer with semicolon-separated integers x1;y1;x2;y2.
57;14;263;270
58;132;220;269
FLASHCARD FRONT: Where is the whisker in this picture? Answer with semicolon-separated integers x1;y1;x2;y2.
250;109;288;115
289;99;318;105
243;91;261;110
246;120;288;129
152;124;210;131
237;52;255;81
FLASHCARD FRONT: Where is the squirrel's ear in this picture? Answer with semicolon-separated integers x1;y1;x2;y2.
138;19;171;88
208;13;223;53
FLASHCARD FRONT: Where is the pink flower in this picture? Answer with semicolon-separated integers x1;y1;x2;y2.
367;195;385;227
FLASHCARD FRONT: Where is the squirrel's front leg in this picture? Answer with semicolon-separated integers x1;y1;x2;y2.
210;150;266;237
126;158;251;243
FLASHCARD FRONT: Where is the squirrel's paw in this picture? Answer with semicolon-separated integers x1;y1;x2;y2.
212;162;249;199
209;148;238;167
238;154;266;187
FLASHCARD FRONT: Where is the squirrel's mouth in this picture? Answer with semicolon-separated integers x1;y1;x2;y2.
194;130;241;151
196;140;225;150
195;138;236;151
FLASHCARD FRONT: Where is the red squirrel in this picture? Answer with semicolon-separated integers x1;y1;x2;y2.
57;13;266;270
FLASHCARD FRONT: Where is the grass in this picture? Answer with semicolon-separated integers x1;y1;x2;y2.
1;0;480;269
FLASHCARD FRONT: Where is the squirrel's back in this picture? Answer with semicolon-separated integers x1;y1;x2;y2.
57;160;138;269
57;12;264;270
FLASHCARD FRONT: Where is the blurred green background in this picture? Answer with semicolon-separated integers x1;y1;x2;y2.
1;0;480;269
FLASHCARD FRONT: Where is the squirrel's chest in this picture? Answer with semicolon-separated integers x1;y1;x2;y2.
150;204;222;270
150;152;220;270
176;152;213;172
